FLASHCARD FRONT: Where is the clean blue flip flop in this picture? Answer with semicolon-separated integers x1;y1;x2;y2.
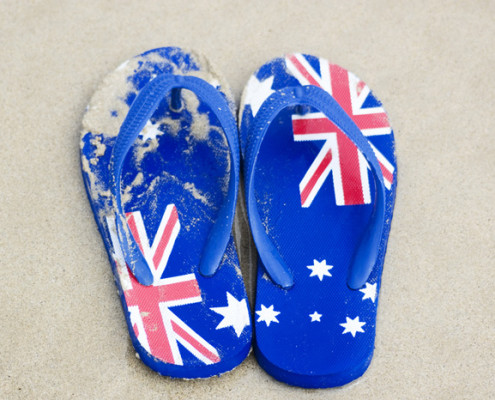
239;53;397;388
80;47;251;378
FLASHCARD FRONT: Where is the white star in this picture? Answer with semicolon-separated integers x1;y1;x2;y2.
359;282;377;303
340;316;366;337
309;311;322;322
210;292;250;337
139;120;162;141
243;75;274;116
256;304;280;327
307;259;333;281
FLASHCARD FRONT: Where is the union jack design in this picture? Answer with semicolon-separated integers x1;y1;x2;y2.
286;53;395;207
126;204;180;282
106;205;221;366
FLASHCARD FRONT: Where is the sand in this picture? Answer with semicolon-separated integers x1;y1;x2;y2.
0;1;494;399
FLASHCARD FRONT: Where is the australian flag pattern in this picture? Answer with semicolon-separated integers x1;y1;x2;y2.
286;54;394;207
80;47;251;374
240;53;396;208
107;207;221;365
239;53;397;382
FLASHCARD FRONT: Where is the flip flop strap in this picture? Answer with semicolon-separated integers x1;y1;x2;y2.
110;74;240;286
245;85;386;290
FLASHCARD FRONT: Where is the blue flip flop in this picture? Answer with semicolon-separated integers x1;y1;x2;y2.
239;53;397;388
80;47;251;378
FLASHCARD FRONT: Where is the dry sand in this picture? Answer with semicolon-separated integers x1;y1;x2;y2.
0;1;494;399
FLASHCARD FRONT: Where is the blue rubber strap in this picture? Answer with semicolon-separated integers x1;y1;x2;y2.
245;85;386;290
110;74;239;286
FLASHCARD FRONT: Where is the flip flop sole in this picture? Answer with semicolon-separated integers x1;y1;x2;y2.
81;47;251;378
240;53;397;388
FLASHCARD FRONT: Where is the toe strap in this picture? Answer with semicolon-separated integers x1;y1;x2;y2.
110;74;240;286
245;85;386;289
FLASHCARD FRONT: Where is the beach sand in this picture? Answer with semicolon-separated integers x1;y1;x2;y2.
0;1;493;398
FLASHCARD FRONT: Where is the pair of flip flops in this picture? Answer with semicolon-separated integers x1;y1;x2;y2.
80;47;397;388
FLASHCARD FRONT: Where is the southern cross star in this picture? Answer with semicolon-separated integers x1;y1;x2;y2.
340;316;366;337
309;311;322;322
210;292;250;337
140;120;162;141
256;304;280;327
307;259;333;281
359;282;377;303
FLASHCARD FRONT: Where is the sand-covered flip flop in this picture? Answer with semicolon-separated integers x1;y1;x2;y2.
239;53;397;388
80;47;251;378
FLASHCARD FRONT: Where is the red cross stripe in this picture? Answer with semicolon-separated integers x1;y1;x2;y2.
286;54;395;207
292;124;371;207
126;203;180;282
106;207;221;366
124;272;220;365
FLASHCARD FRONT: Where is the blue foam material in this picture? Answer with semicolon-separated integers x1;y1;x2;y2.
80;47;251;378
239;54;397;388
